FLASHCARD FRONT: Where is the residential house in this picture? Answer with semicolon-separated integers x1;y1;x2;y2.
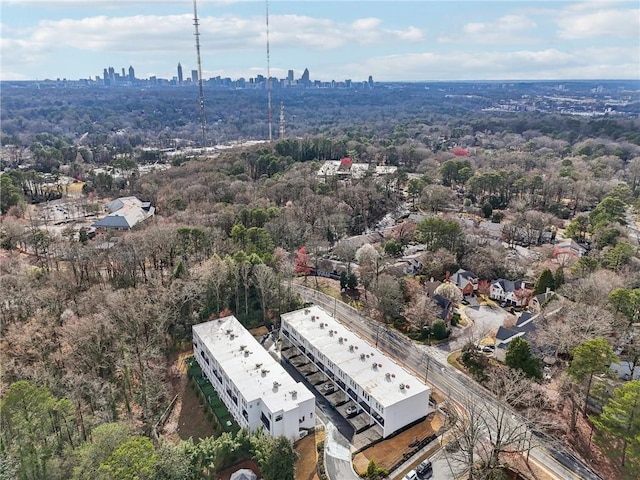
450;269;479;296
494;311;537;362
552;239;587;266
529;291;556;314
490;279;531;307
432;294;454;323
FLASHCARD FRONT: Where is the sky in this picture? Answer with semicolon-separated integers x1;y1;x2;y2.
1;0;639;82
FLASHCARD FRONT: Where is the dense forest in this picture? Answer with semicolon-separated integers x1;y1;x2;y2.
2;83;640;479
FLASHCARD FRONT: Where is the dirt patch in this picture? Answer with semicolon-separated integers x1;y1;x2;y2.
294;429;324;480
353;413;444;474
160;350;215;442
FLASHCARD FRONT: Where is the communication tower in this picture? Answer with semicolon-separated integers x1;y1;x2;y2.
266;0;273;141
279;102;285;140
193;0;207;148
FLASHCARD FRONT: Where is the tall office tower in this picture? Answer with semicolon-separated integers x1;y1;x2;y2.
368;75;374;86
301;68;310;86
103;68;109;81
191;69;198;83
287;69;294;83
108;66;115;83
121;67;125;78
177;63;183;84
128;66;135;83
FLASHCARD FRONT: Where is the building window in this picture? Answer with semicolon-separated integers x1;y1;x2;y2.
261;412;271;431
275;414;283;422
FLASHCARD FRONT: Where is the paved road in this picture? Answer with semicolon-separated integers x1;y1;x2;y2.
293;285;603;480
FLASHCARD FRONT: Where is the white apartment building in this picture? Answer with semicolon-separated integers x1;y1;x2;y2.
193;316;315;442
280;305;431;438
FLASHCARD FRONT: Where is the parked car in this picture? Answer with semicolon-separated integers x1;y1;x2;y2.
403;470;418;480
322;383;335;393
416;459;433;478
482;345;494;353
346;405;359;416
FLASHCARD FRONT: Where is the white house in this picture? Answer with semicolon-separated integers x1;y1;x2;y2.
280;305;431;438
193;316;315;442
490;279;530;307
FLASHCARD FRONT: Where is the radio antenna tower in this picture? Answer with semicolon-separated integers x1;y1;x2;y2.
193;0;207;148
266;0;273;141
279;102;285;139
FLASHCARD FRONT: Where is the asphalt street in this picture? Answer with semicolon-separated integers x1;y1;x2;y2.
293;284;603;480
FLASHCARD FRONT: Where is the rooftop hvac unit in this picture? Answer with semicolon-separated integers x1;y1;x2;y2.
360;353;366;360
244;350;250;357
290;390;297;399
304;309;310;314
348;345;354;352
338;337;344;343
261;369;269;376
319;322;325;328
372;362;378;368
273;381;280;388
255;363;263;369
311;315;316;321
329;330;334;336
230;333;235;340
239;345;246;351
385;372;391;379
400;383;405;390
226;329;232;334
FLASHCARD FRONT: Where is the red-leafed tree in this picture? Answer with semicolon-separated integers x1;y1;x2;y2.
294;246;312;282
477;279;492;295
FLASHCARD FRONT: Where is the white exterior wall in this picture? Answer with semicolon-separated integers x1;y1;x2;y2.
281;306;431;438
383;388;432;438
193;316;315;442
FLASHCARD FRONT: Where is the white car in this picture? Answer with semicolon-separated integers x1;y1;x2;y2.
403;470;418;480
346;405;359;416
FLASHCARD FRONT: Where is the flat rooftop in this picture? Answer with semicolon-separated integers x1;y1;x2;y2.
193;316;314;413
281;305;429;408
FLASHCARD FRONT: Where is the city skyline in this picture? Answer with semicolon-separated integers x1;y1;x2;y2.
1;1;639;82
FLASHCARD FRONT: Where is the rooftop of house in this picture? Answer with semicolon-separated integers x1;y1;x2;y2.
93;196;154;229
281;305;429;408
193;316;314;413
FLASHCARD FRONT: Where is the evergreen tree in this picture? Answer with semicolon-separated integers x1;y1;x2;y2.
554;267;565;289
533;268;555;295
505;337;542;379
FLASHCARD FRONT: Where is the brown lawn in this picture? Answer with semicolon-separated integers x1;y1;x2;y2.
352;413;445;474
295;428;325;480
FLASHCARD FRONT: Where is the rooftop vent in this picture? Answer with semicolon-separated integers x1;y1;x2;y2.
244;350;251;357
230;333;235;340
261;369;269;376
304;309;310;314
255;363;263;369
290;390;297;399
273;381;281;389
240;345;246;351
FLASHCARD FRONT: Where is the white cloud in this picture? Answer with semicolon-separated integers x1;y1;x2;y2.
439;14;537;44
556;7;640;39
337;46;639;81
